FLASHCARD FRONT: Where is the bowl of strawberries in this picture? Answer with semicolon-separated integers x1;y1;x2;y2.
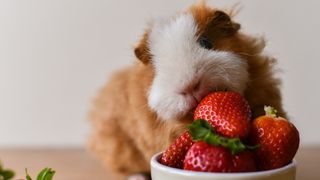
151;92;299;180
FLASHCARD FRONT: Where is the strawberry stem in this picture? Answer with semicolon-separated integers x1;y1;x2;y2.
264;106;277;118
188;119;259;154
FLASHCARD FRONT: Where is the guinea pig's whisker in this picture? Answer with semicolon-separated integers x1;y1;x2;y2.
216;65;228;75
237;52;260;57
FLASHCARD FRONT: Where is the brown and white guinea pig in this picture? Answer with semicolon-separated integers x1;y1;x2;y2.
89;2;286;180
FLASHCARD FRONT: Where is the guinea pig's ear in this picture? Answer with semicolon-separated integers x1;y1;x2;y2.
211;10;240;36
134;30;151;64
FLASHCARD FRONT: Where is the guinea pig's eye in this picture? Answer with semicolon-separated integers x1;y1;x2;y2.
199;37;213;50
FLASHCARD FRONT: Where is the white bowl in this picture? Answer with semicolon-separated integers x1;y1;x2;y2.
151;152;296;180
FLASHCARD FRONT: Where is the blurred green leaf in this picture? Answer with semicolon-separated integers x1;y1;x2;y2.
0;161;15;180
36;168;55;180
25;168;32;180
1;170;14;179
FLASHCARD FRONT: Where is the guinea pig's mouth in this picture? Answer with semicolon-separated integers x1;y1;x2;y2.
185;87;229;116
188;108;196;117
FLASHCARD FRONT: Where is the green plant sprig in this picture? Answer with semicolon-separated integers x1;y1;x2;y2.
0;162;15;180
25;168;55;180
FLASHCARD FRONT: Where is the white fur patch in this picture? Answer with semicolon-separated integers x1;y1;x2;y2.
148;13;248;121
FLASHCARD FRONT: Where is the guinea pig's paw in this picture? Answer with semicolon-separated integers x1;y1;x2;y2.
127;173;151;180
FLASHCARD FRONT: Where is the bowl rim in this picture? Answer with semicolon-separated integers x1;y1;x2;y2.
151;152;296;178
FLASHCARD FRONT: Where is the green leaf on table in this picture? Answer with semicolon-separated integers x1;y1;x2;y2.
0;161;15;180
36;168;55;180
25;168;32;180
1;170;15;179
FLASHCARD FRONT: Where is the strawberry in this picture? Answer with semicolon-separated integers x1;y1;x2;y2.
232;150;257;172
183;142;256;172
251;106;300;170
184;120;257;172
159;131;194;168
194;91;251;139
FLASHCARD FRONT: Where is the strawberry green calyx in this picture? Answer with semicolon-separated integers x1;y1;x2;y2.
188;120;259;154
264;106;277;118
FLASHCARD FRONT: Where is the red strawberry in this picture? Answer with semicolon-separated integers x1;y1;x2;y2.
194;92;251;139
251;106;300;170
232;150;257;172
184;120;257;172
183;141;256;172
160;131;194;168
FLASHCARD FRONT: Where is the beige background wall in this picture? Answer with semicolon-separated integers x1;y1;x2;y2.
0;0;319;147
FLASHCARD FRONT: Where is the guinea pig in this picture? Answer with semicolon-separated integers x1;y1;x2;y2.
89;2;286;180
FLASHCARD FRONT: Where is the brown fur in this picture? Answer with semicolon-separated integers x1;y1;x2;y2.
88;3;285;179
